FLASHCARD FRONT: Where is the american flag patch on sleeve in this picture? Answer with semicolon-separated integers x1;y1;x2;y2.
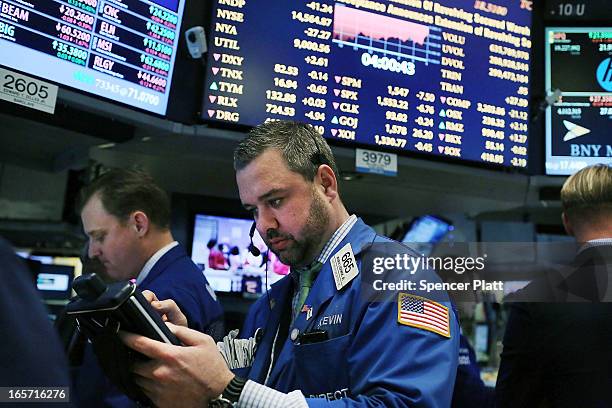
397;293;450;338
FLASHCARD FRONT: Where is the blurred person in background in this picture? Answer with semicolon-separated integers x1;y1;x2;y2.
438;255;495;408
0;236;71;407
497;164;612;407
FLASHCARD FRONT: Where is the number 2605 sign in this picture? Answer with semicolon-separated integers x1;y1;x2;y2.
355;148;398;177
0;68;58;114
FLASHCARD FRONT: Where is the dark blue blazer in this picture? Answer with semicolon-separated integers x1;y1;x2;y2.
139;244;224;334
0;237;71;406
73;243;224;408
496;245;612;407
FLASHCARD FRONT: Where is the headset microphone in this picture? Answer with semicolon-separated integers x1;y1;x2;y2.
248;222;261;257
249;221;273;312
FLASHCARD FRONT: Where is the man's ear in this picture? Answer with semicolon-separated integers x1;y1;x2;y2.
132;211;150;237
316;165;338;201
562;212;574;237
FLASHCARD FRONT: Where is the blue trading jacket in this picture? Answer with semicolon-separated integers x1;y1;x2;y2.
235;219;459;407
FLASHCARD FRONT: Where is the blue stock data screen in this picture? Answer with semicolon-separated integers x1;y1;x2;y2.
203;0;532;169
0;0;185;115
545;28;612;176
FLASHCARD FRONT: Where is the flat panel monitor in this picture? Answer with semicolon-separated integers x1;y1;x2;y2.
17;254;80;300
545;27;612;175
36;264;74;300
401;215;451;256
474;322;489;361
402;215;451;244
0;0;186;115
202;0;532;169
191;214;288;295
479;221;535;263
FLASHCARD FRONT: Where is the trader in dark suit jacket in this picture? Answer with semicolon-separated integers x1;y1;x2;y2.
0;236;71;406
496;164;612;407
73;168;224;407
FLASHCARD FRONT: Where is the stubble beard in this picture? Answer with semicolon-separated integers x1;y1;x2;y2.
269;190;329;268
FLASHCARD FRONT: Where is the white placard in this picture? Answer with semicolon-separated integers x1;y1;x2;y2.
0;68;58;114
330;243;359;291
355;148;398;177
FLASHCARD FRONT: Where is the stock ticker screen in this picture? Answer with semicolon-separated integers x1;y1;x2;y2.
202;0;533;169
0;0;185;115
545;28;612;175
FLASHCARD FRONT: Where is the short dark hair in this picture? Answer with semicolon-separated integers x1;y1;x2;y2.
78;168;171;229
233;121;339;181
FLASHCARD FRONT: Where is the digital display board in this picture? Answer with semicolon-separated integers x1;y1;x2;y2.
545;27;612;175
202;0;533;169
0;0;185;115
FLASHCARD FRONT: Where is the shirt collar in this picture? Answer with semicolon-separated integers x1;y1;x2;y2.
578;237;612;253
136;241;178;285
316;214;358;264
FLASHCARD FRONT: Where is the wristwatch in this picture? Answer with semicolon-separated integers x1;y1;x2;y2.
208;376;247;408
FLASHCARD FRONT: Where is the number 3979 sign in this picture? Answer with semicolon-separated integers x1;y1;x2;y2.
0;68;58;114
355;148;398;177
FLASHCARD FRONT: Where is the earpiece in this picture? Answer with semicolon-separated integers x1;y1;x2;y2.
248;222;261;256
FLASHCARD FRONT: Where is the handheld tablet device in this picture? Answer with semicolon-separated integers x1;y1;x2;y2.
66;273;180;404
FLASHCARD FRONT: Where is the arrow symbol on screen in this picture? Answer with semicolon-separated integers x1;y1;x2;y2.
331;129;337;136
212;67;219;75
209;95;216;103
335;76;341;83
56;23;61;31
438;146;444;153
333;102;339;109
333;89;340;96
440;96;446;104
439;134;445;141
208;110;215;117
213;53;220;61
562;120;591;141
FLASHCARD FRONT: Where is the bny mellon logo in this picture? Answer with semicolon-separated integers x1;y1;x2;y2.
562;120;591;142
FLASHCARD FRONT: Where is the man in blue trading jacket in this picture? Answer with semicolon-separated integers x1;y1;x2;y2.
121;121;459;407
73;168;224;407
